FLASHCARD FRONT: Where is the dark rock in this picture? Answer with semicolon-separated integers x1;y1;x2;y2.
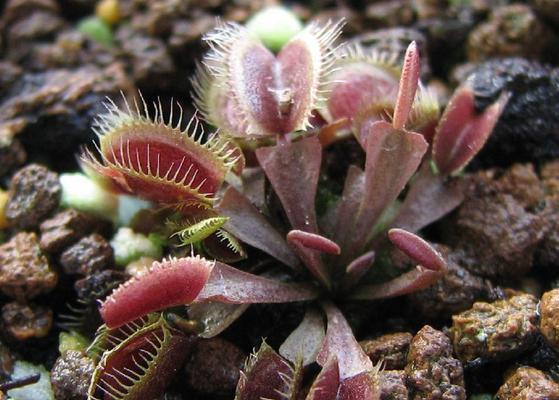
467;4;553;62
530;0;559;23
0;61;23;96
116;27;176;91
405;325;466;400
0;0;66;63
469;58;559;167
0;232;58;301
379;370;408;400
360;332;412;370
59;233;113;276
1;302;53;341
5;164;61;230
447;190;544;279
184;337;245;396
50;350;94;400
408;244;492;319
39;209;109;254
0;64;133;165
488;164;546;210
537;161;559;269
74;269;127;303
450;294;538;362
495;366;559;400
0;138;25;179
540;289;559;353
28;30;117;71
363;2;414;29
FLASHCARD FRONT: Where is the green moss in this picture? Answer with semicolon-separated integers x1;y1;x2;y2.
59;331;90;354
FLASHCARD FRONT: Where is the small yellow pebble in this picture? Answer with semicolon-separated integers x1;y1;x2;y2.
0;190;9;229
96;0;121;26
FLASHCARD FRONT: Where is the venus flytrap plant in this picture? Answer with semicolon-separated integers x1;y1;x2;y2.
85;18;510;399
87;312;195;400
81;94;242;209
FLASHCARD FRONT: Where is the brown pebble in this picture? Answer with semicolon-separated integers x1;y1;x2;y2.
59;233;113;276
184;337;245;396
495;366;559;400
405;325;466;400
5;164;61;230
40;209;109;254
409;244;491;319
539;289;559;353
50;350;94;400
467;4;553;61
449;192;544;279
379;370;408;400
451;294;538;362
536;161;559;268
0;232;57;301
360;332;412;370
1;301;53;341
74;269;127;303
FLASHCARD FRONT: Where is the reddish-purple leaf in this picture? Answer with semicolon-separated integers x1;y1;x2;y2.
276;22;341;134
392;41;420;130
192;62;249;138
392;162;464;233
236;342;302;400
325;45;399;126
202;229;247;263
280;308;325;367
432;86;509;176
256;135;322;233
350;265;443;300
81;100;238;207
286;238;332;289
89;320;194;400
100;256;213;329
388;229;446;272
305;357;340;400
217;186;299;269
332;165;365;259
337;372;380;400
196;262;319;304
341;251;375;290
203;22;341;137
348;121;427;257
287;230;340;255
351;230;445;299
188;301;249;339
317;302;372;380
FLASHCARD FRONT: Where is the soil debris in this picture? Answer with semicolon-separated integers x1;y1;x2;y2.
451;294;539;362
405;325;466;400
184;337;246;397
0;232;57;301
495;366;559;400
360;332;412;370
5;164;61;230
1;302;53;341
50;350;94;400
59;233;113;276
